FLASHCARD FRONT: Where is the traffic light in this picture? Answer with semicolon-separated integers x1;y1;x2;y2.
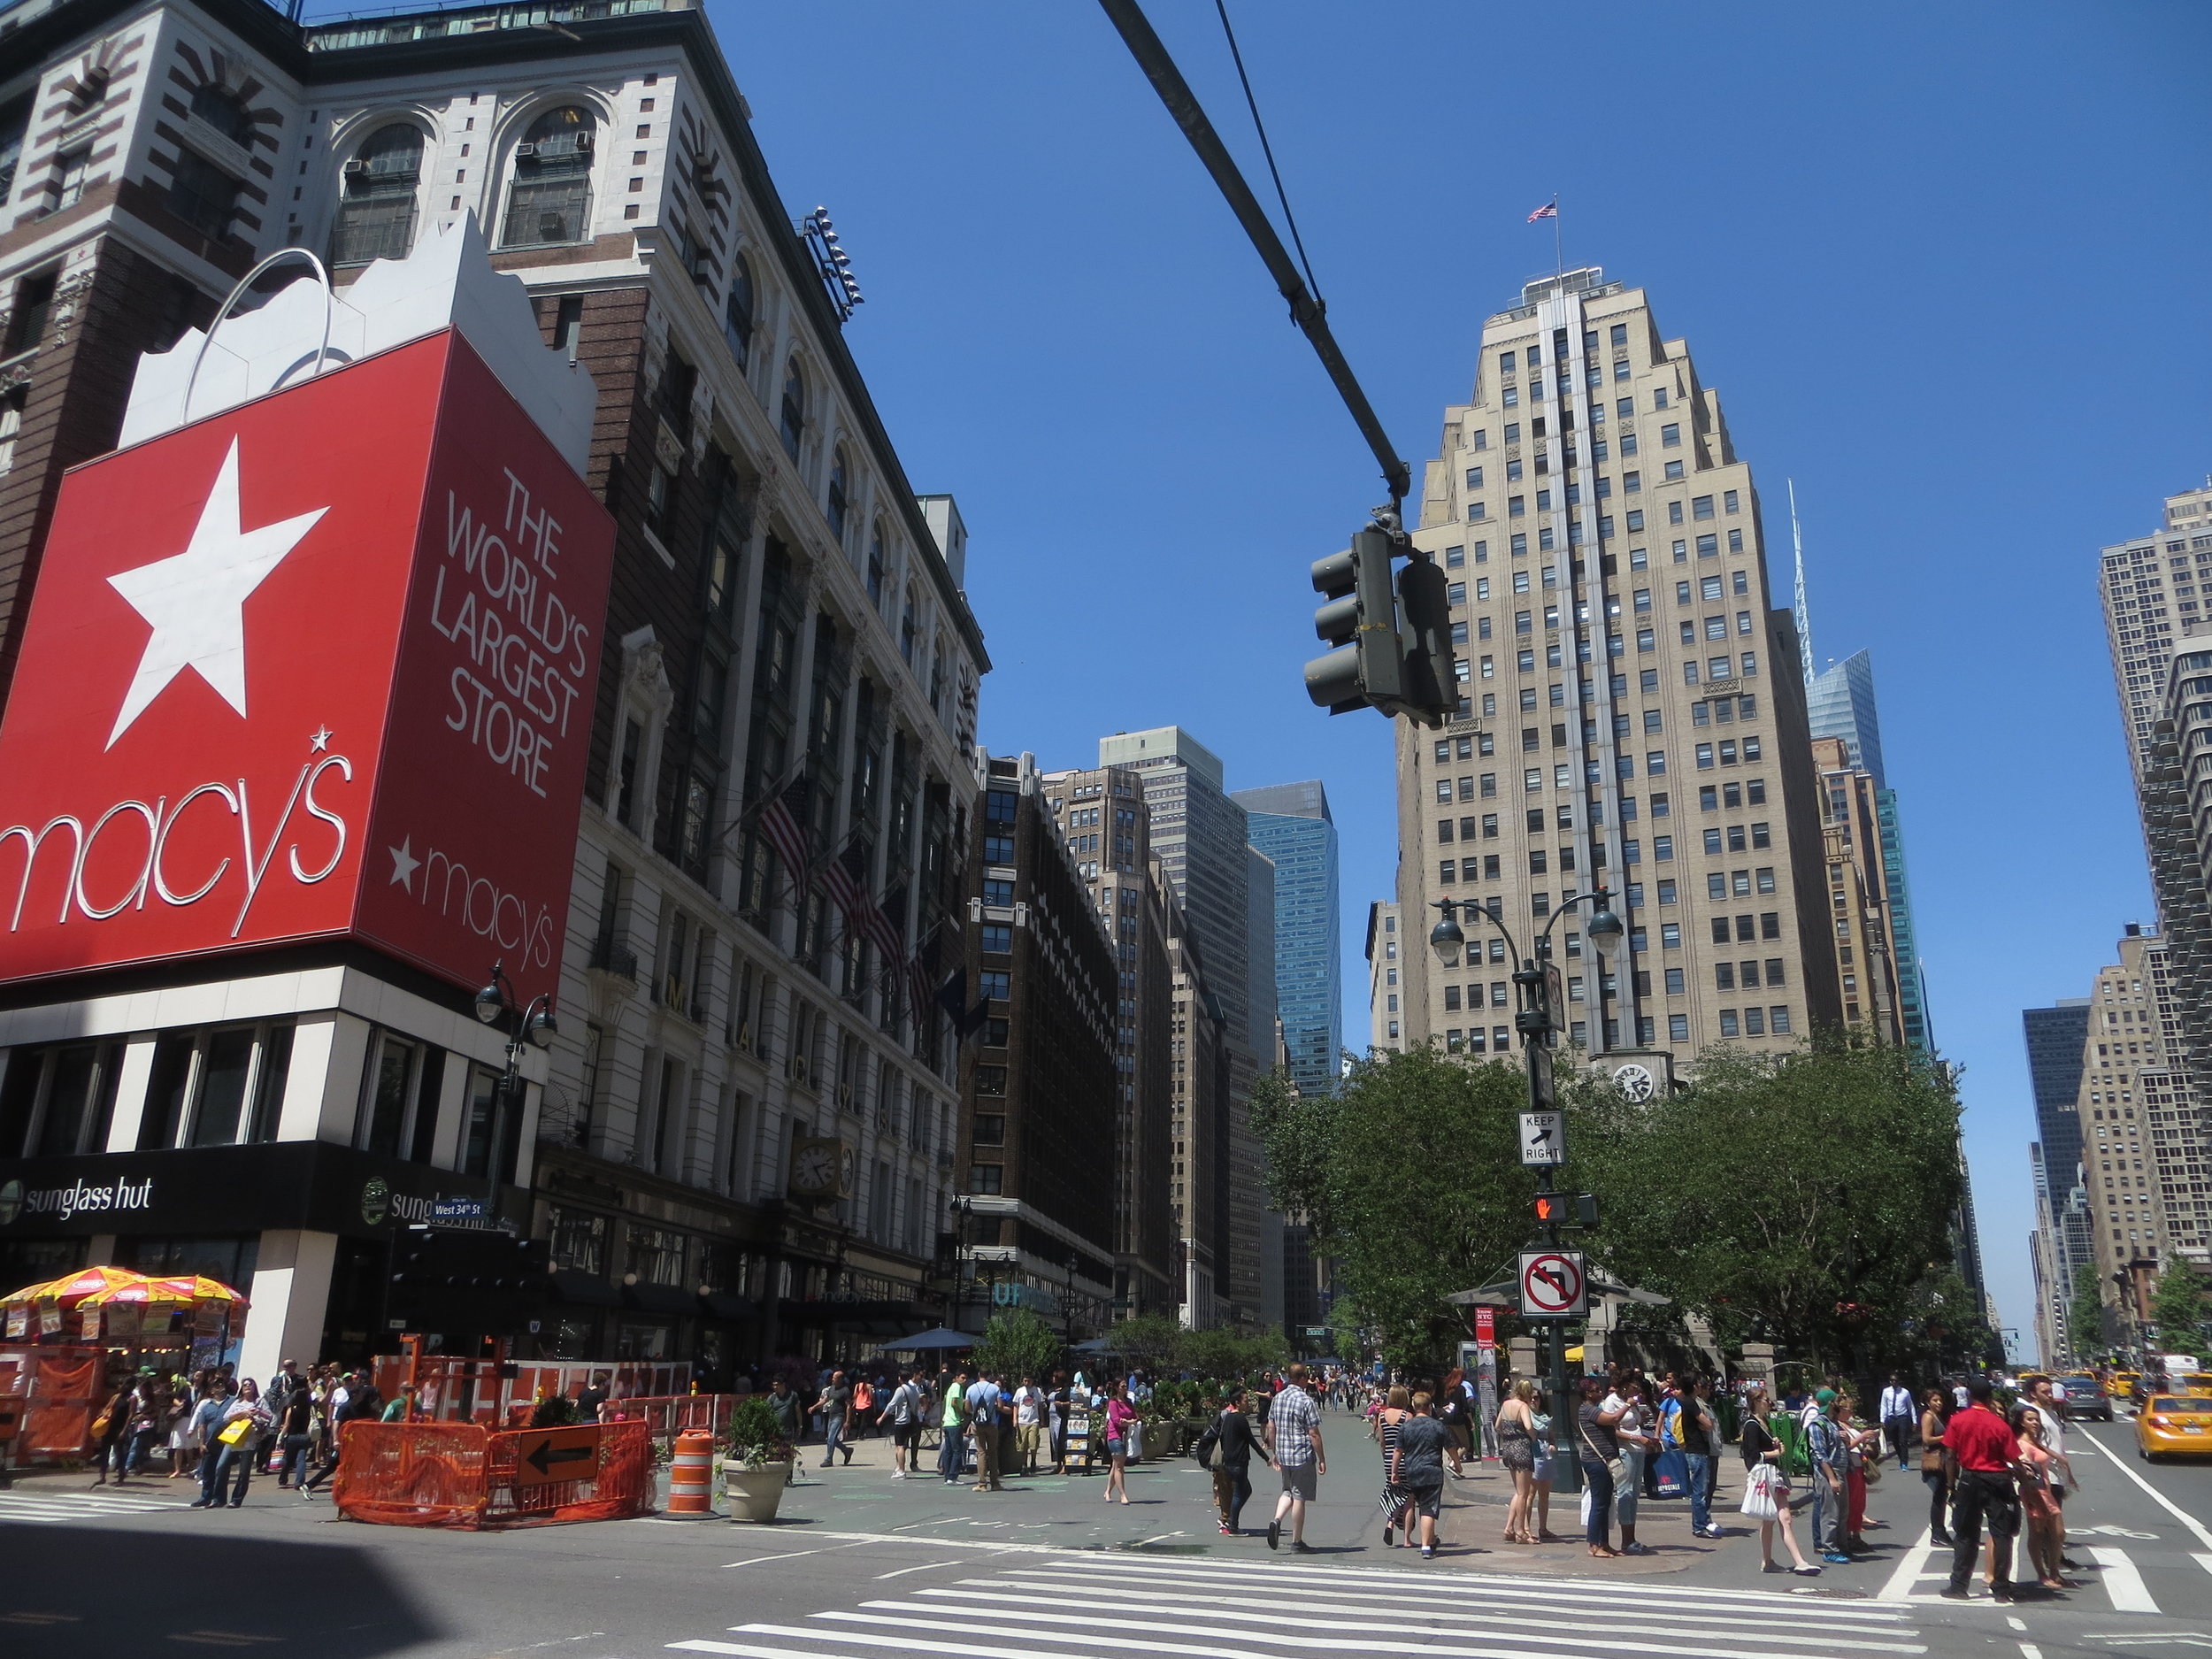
1303;525;1455;726
1394;551;1457;726
1304;526;1402;714
1533;1193;1564;1226
1577;1193;1601;1230
1532;1193;1600;1229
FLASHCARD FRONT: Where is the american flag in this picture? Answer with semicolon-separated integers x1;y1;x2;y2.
755;772;811;877
907;931;942;1024
822;840;872;927
867;881;909;967
1527;201;1557;222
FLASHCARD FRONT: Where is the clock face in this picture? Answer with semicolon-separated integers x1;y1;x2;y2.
1613;1063;1656;1103
793;1145;836;1193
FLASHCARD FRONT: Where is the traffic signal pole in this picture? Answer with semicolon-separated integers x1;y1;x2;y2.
1094;0;1409;511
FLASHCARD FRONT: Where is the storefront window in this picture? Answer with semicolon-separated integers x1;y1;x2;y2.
615;1320;671;1360
625;1225;685;1286
548;1206;608;1277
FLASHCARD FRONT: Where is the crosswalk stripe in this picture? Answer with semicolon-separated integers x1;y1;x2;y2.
805;1608;1884;1659
863;1593;1920;1655
2090;1546;2159;1613
918;1583;1921;1648
1021;1556;1916;1620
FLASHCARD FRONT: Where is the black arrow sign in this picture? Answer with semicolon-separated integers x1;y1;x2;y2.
525;1438;595;1477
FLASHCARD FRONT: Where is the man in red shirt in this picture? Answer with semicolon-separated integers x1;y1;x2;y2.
1940;1379;2023;1600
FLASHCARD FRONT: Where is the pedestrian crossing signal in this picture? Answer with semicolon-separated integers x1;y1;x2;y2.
1533;1194;1563;1224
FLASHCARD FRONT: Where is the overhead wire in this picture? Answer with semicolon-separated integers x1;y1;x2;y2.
1211;0;1321;303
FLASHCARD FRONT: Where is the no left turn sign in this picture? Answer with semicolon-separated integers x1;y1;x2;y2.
1518;1249;1586;1317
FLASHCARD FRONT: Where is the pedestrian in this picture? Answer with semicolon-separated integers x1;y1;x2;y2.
1047;1371;1071;1473
1263;1363;1325;1554
1879;1374;1916;1471
1102;1379;1136;1504
1675;1375;1724;1540
189;1377;235;1507
1391;1392;1452;1559
1573;1376;1624;1558
1804;1388;1852;1564
1939;1378;2023;1602
1609;1376;1655;1555
1920;1387;1955;1547
1740;1384;1818;1574
966;1367;1004;1493
380;1382;419;1422
89;1372;135;1487
813;1370;854;1468
1530;1386;1563;1541
1202;1384;1263;1535
274;1373;314;1487
764;1374;804;1460
299;1370;379;1498
938;1367;970;1484
1495;1379;1540;1544
852;1374;874;1439
1013;1375;1044;1474
1375;1385;1413;1547
575;1370;611;1422
2011;1405;2074;1591
1440;1375;1471;1479
879;1366;922;1479
2023;1374;2082;1571
208;1379;273;1509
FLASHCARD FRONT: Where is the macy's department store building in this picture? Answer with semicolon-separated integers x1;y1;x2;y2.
0;223;608;1382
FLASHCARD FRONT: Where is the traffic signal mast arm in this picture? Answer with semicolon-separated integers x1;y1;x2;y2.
1094;0;1409;510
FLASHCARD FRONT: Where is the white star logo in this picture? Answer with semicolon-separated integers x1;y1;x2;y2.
310;726;332;753
388;838;420;893
104;438;328;749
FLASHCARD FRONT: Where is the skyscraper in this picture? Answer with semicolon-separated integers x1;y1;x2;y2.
2024;1000;2094;1203
1802;645;1934;1056
1390;266;1840;1062
1098;726;1274;1324
1232;780;1343;1098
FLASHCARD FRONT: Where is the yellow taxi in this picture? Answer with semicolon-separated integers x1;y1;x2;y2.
2135;1393;2212;1460
2113;1371;2143;1408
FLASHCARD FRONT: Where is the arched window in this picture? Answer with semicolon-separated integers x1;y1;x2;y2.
724;254;755;369
188;83;252;145
330;123;422;265
780;360;804;460
866;528;886;608
826;449;849;542
500;104;595;250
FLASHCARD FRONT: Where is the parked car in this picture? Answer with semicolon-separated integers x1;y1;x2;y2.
2136;1392;2212;1461
2058;1372;2113;1422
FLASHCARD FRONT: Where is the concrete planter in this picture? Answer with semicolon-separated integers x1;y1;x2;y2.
724;1458;791;1523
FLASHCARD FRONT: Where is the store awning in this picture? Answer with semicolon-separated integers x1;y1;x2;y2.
550;1270;620;1308
700;1293;762;1322
777;1298;932;1329
623;1282;698;1316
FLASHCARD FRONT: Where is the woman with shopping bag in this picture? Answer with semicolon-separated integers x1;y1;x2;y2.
1740;1384;1819;1575
205;1379;273;1509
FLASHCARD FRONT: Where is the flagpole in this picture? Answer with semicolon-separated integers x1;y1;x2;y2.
1553;194;1563;279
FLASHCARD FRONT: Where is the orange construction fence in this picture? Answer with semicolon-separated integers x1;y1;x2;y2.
0;1344;110;1463
333;1417;653;1528
366;1356;693;1425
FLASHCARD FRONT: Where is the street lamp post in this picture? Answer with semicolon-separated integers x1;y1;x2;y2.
472;960;557;1193
1429;886;1623;1497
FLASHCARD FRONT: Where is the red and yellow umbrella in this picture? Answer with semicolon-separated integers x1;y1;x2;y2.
143;1275;248;1310
3;1265;147;1309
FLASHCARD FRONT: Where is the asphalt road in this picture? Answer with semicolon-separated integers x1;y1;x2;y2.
0;1409;2204;1659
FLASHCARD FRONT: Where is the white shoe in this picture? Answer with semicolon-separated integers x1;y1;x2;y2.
890;1471;905;1480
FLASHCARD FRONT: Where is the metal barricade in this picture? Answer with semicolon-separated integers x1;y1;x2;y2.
333;1418;652;1529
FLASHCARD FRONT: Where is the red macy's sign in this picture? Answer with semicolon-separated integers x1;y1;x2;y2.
0;330;612;1008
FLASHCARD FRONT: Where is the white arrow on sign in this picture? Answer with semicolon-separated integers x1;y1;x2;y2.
1519;1111;1564;1166
1519;1249;1585;1317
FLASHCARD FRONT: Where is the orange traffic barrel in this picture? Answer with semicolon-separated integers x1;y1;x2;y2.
668;1429;715;1515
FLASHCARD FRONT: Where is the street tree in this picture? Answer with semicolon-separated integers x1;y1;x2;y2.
2153;1261;2207;1348
1572;1037;1966;1373
973;1306;1064;1385
1249;1048;1534;1370
2069;1277;2108;1363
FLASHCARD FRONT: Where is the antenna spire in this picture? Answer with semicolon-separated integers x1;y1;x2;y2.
1789;479;1814;685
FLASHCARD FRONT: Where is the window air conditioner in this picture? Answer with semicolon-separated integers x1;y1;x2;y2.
516;142;537;157
342;158;369;176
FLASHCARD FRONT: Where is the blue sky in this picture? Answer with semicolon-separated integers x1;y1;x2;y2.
301;0;2210;1355
710;0;2212;1361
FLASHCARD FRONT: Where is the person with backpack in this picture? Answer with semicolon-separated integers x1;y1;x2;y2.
1195;1383;1265;1535
1803;1388;1852;1563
